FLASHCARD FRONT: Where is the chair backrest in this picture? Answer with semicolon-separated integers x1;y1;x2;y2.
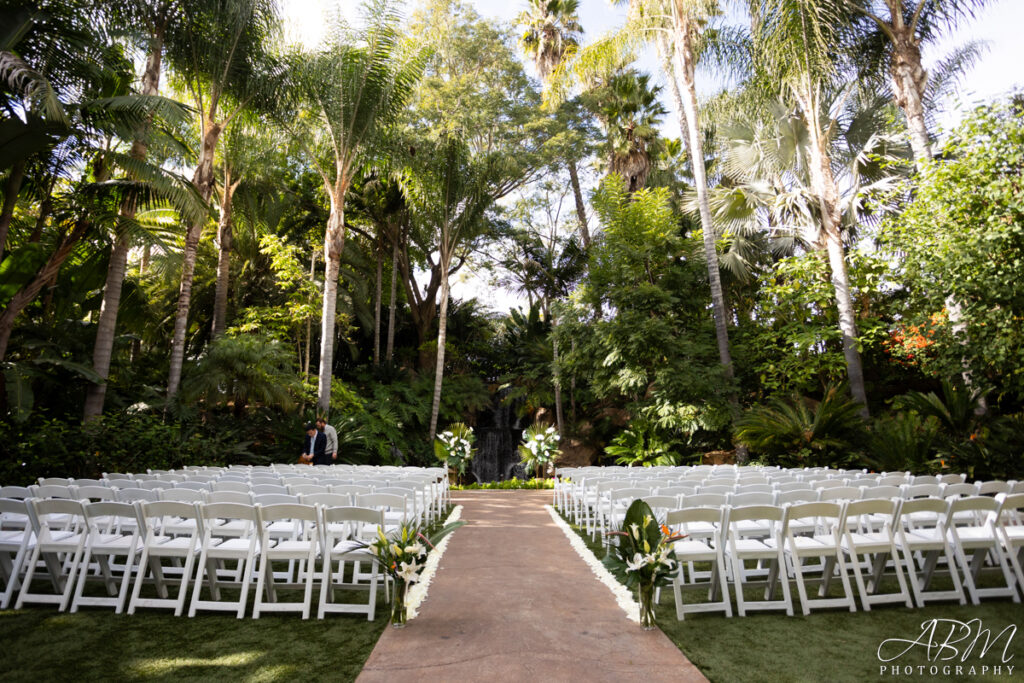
813;480;847;490
655;485;696;498
321;506;385;538
0;497;30;517
84;501;140;527
949;495;999;519
977;480;1010;496
681;493;727;509
300;493;351;507
902;484;944;499
212;481;249;493
115;488;161;503
329;485;371;497
775;490;818;505
734;484;773;494
609;487;651;502
817;486;862;502
38;477;73;486
283;477;316;487
938;473;967;485
290;484;331;496
259;503;317;523
783;501;843;534
30;484;75;499
640;495;678;513
174;481;210;491
0;486;31;499
911;474;940;486
136;481;166;491
159;488;206;503
943;483;980;498
1009;481;1024;494
254;493;299;506
877;474;909;486
106;479;138;489
184;474;216;483
698;485;733;495
776;482;814;493
996;494;1024;524
132;474;160;481
201;502;260;525
727;504;784;524
71;478;104;487
357;493;407;511
102;473;132;481
896;497;949;522
859;485;902;500
30;498;86;537
252;484;288;496
206;491;252;505
729;492;775;507
665;506;725;528
842;498;899;527
72;485;116;501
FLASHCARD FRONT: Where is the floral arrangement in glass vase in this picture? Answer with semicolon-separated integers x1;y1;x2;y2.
370;518;466;627
603;499;684;630
518;424;560;478
434;422;475;483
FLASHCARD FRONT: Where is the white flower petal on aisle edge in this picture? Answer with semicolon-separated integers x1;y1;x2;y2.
544;504;641;623
405;505;463;620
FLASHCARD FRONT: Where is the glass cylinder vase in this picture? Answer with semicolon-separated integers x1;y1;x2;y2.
638;581;657;631
390;577;409;628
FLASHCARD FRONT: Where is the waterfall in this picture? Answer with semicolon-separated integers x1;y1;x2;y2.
471;391;528;482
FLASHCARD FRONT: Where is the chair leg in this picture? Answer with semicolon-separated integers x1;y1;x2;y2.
848;549;872;611
790;554;811;616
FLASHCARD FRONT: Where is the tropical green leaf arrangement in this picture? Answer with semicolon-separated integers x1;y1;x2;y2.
518;424;561;476
603;499;683;589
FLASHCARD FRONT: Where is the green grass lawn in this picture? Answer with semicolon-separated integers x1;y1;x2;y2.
0;601;386;683
561;513;1023;683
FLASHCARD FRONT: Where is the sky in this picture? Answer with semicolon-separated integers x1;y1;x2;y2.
280;0;1024;313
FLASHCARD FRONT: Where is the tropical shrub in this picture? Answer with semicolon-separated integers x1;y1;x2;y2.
604;420;683;467
734;385;866;467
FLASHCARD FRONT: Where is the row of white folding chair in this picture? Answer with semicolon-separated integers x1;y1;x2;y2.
2;498;399;619
666;494;1024;620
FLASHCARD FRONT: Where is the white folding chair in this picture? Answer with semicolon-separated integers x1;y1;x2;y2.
894;498;966;606
994;494;1024;598
128;501;203;616
667;507;732;620
0;498;35;608
70;501;143;613
839;499;913;611
253;503;319;619
318;506;383;620
15;498;89;610
777;502;856;615
946;496;1019;605
212;481;250;493
725;504;793;616
189;503;262;618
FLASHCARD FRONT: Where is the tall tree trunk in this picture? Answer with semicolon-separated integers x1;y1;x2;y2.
0;160;27;262
304;249;315;378
167;119;221;399
796;82;869;414
0;220;90;360
428;255;451;442
890;23;931;164
373;239;382;366
83;24;165;421
552;315;565;438
211;173;238;339
386;231;399;363
317;196;346;413
567;160;590;249
670;11;734;380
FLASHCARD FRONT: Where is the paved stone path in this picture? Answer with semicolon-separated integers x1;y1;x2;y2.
357;490;707;682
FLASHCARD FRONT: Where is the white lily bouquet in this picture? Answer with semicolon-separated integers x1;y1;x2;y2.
518;424;561;478
434;422;475;479
369;520;465;627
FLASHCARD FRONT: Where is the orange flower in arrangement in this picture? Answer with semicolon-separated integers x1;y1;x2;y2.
940;459;946;468
660;524;672;537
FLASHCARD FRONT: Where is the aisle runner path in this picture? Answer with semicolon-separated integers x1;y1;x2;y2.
357;490;707;682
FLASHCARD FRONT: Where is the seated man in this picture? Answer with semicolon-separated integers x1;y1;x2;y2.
301;422;330;465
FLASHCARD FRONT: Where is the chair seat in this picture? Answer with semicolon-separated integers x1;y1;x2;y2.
148;536;197;555
673;539;716;560
843;532;893;553
265;539;315;556
331;540;371;555
954;527;999;547
732;538;777;557
899;529;946;550
207;538;256;558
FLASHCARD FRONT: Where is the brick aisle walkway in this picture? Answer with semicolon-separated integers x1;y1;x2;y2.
357;490;707;682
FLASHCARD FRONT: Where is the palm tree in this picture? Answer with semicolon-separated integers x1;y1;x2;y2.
518;0;592;248
585;69;666;193
284;0;424;413
84;0;186;421
844;0;991;164
749;0;870;413
163;0;280;401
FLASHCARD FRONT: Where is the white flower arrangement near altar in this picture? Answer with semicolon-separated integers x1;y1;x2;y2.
518;424;560;478
434;423;475;477
545;504;641;623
